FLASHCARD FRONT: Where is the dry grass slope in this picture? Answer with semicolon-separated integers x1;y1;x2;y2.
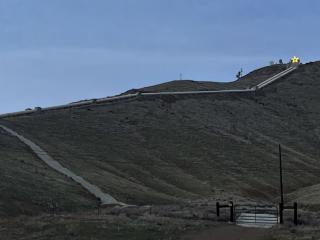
1;61;320;217
123;64;287;94
0;129;98;217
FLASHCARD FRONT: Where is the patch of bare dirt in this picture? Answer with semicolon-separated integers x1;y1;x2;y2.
180;225;270;240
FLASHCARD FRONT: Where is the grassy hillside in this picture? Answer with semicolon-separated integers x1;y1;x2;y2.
0;128;98;216
1;61;320;216
287;183;320;209
123;64;287;93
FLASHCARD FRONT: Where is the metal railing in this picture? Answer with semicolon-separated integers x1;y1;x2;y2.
0;65;298;119
234;205;279;226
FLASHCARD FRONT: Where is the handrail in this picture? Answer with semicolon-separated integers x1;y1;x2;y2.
0;65;298;119
255;66;297;89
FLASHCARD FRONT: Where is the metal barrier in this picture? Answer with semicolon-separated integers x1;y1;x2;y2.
234;205;279;227
0;65;298;119
254;66;297;89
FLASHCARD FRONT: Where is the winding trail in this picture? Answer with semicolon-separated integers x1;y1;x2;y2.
0;124;121;206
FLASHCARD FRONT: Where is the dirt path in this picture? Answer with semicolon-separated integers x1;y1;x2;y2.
0;124;121;206
181;225;271;240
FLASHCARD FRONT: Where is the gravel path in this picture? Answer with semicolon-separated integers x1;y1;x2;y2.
0;124;121;206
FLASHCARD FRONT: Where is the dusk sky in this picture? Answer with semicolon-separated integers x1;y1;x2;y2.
0;0;319;113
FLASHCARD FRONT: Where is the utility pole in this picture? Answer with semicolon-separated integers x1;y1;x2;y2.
179;73;183;80
279;144;284;204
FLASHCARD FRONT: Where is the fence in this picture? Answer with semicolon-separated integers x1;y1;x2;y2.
216;202;298;226
234;205;279;227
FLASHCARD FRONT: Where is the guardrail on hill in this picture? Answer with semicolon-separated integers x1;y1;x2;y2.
0;65;298;119
254;66;297;89
0;93;140;118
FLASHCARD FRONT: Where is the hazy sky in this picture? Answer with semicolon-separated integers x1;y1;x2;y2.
0;0;319;113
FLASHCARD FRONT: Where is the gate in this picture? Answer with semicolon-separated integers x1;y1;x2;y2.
234;204;279;228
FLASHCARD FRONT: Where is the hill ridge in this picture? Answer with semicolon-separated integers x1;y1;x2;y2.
1;61;320;216
0;64;296;119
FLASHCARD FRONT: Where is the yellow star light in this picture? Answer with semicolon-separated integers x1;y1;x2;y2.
291;56;300;63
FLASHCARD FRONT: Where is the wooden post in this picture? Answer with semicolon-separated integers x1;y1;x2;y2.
255;206;257;223
229;201;234;222
216;202;220;217
279;202;284;224
294;202;298;225
279;144;284;204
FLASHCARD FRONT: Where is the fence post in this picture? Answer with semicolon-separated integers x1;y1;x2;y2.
229;201;234;222
216;202;220;217
294;202;298;225
97;205;101;215
279;202;284;224
255;206;257;223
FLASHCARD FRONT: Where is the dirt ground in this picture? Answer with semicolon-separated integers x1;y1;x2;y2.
2;210;320;240
181;225;270;240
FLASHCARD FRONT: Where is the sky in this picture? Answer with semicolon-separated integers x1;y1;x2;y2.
0;0;319;113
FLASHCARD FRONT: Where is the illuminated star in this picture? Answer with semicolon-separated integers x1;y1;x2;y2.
291;56;300;63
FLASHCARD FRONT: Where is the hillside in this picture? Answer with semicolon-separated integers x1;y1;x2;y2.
288;183;320;209
124;64;287;93
1;61;320;217
0;127;97;216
